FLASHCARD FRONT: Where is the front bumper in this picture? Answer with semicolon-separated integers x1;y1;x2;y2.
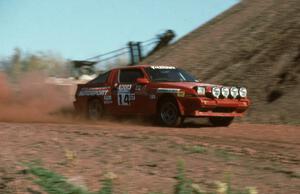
178;97;250;117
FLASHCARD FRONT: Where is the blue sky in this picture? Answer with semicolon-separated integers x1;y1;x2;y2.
0;0;238;60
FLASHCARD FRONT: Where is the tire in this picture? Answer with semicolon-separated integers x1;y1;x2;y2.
158;99;182;127
209;117;234;127
87;98;104;120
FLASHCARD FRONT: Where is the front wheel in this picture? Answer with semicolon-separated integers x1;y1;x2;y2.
209;117;234;127
87;99;104;120
158;100;182;127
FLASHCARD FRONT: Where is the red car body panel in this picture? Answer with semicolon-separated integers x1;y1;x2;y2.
73;65;250;118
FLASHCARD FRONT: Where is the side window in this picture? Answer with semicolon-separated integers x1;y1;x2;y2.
89;71;110;84
119;69;144;83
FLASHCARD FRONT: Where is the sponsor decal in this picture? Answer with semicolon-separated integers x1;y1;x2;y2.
79;87;109;96
130;93;135;101
104;95;113;104
118;84;132;92
135;85;142;91
150;66;176;69
104;95;112;101
157;88;180;93
149;94;156;100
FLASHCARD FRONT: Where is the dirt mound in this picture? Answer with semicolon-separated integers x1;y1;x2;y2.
142;0;300;124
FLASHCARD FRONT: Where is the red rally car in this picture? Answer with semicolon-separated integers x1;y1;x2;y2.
74;65;250;127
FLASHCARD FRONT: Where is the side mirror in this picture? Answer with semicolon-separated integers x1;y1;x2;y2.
136;77;150;85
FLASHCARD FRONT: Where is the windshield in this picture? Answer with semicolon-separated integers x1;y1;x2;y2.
145;67;197;82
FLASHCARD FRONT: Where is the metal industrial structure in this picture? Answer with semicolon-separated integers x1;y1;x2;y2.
72;30;176;78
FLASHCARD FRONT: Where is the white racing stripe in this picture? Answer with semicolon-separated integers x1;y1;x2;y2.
156;88;180;93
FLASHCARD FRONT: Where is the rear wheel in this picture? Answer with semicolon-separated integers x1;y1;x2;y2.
87;99;104;120
158;99;182;127
209;117;234;127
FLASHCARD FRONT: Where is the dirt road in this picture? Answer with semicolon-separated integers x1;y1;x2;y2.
0;121;299;193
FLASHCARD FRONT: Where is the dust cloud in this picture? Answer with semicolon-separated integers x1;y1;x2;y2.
0;71;75;123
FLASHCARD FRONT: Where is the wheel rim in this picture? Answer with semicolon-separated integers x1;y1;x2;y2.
88;100;102;120
160;102;178;125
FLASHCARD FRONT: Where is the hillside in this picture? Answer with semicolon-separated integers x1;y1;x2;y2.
142;0;300;124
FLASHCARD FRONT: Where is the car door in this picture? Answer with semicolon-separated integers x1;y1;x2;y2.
111;68;146;114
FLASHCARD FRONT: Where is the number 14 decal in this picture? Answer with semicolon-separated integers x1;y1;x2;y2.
118;93;130;105
118;93;135;106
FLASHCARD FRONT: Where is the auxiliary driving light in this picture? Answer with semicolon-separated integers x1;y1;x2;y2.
221;87;230;98
239;87;247;98
230;87;239;98
212;87;221;98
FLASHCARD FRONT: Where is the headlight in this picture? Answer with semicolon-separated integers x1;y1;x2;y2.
239;87;247;98
230;87;239;98
221;87;230;98
212;87;221;98
196;86;206;95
